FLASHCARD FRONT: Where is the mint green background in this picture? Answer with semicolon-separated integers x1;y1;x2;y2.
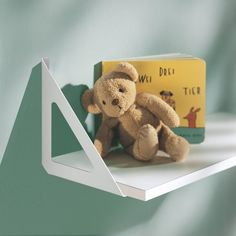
51;84;89;157
1;1;236;235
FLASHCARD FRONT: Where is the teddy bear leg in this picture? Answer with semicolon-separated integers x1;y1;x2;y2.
126;124;159;161
159;125;190;162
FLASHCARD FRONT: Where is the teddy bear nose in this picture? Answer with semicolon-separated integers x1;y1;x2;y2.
112;98;119;106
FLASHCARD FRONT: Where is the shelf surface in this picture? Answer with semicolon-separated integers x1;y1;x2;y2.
54;113;236;201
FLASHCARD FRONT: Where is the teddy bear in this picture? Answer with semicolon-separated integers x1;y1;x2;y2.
82;62;190;162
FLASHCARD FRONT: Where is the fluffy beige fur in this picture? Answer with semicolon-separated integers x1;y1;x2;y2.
82;62;190;162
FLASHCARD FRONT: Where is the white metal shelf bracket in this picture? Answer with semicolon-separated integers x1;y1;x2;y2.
41;58;124;196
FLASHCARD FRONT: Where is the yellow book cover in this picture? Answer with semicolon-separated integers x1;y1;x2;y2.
94;54;206;143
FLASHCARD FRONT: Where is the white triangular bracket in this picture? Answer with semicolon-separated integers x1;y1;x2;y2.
41;58;124;196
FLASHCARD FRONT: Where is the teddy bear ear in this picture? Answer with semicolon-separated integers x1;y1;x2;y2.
82;89;101;114
114;62;139;82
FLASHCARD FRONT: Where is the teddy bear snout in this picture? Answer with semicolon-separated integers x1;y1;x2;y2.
112;98;119;106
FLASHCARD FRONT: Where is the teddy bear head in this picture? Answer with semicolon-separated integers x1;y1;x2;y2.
82;62;138;117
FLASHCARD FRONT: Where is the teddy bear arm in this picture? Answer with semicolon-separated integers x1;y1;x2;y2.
94;119;119;157
136;92;180;128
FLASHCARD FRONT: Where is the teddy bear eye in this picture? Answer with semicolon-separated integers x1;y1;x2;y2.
119;88;125;93
102;100;106;105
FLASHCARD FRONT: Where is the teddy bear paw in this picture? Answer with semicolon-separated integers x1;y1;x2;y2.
165;136;190;162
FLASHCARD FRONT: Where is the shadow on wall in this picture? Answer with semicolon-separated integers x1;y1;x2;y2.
52;83;90;157
180;167;236;236
0;63;167;235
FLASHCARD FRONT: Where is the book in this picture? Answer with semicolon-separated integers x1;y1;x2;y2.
94;53;206;144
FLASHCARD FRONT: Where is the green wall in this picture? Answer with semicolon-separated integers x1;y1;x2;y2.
1;1;236;235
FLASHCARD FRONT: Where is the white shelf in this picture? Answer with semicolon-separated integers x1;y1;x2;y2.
54;113;236;201
42;58;236;201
